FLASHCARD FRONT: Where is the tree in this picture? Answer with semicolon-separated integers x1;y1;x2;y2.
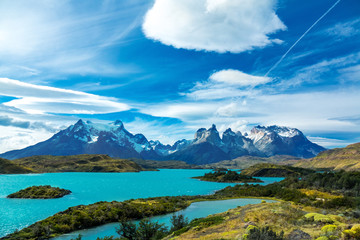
136;219;167;240
170;214;189;232
116;220;137;240
116;218;167;240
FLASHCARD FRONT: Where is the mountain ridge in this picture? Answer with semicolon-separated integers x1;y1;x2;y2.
0;120;326;164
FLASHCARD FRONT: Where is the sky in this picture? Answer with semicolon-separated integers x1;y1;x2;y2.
0;0;360;153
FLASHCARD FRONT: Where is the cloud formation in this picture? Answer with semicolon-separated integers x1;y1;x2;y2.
143;0;286;53
210;69;271;86
0;78;130;114
184;70;267;100
0;0;145;79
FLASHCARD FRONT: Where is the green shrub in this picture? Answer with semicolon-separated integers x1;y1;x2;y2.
243;226;284;240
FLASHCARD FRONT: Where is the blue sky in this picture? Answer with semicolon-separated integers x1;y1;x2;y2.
0;0;359;153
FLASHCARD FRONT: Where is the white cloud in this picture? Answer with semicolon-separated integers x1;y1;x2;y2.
142;0;286;53
0;126;54;153
141;102;221;121
210;69;271;86
326;19;360;39
277;52;360;89
0;78;130;114
183;70;267;100
307;136;354;149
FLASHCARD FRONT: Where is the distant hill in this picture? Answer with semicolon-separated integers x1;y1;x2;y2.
201;155;302;170
293;142;360;171
240;163;315;177
13;154;146;173
130;159;200;169
0;157;33;174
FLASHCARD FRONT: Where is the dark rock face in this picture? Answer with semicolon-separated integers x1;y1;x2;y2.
0;120;325;165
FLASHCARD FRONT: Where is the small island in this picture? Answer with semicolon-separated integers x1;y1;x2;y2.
193;169;263;183
7;185;72;199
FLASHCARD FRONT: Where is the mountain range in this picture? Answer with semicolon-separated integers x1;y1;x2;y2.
0;119;326;164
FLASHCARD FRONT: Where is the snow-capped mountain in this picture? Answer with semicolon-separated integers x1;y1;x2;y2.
164;125;325;164
0;120;159;160
0;120;326;163
248;125;325;158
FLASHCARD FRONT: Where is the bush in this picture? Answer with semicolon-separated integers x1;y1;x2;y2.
243;226;284;240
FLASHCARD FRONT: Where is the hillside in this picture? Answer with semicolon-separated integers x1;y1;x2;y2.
240;163;315;177
130;158;200;169
13;154;146;173
201;155;302;169
167;201;355;240
0;157;33;174
294;142;360;171
193;169;263;183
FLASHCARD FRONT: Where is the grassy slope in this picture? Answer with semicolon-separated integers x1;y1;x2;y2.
13;154;145;173
7;185;71;199
169;201;355;240
201;155;302;170
294;142;360;171
240;163;315;177
0;157;33;174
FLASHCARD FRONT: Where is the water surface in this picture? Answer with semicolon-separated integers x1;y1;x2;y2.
0;169;283;237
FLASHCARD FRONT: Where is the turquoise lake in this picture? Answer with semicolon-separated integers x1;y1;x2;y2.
54;198;277;240
0;169;283;238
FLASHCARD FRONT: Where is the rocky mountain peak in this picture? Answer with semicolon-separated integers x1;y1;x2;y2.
194;124;222;146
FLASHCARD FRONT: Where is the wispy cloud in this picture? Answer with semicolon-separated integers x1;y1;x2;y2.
0;78;130;114
0;0;146;79
325;18;360;40
143;0;286;53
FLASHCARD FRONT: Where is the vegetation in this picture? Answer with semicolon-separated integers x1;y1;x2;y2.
116;218;168;240
12;154;146;173
130;158;200;169
201;155;302;170
0;157;33;174
2;196;193;239
243;226;284;240
294;142;360;171
240;163;315;177
7;185;71;199
281;170;360;197
193;169;263;183
169;201;359;240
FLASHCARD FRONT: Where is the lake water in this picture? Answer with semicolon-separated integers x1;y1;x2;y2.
0;169;283;238
55;198;277;240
